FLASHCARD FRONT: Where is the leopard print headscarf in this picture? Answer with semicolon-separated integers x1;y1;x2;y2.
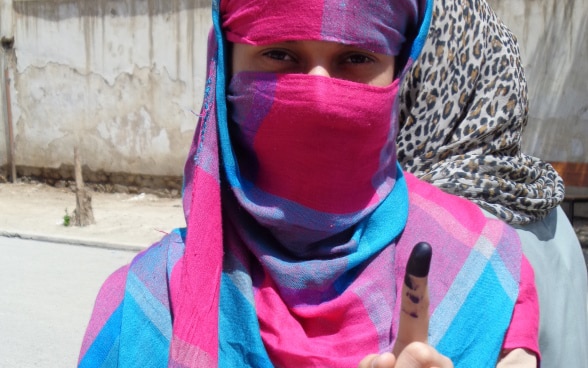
397;0;564;225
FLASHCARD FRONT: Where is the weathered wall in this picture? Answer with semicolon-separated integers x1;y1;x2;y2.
488;0;587;163
0;0;585;184
0;0;12;171
0;0;212;178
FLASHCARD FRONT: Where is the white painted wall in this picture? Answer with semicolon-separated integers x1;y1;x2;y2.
0;0;212;176
0;0;585;180
0;0;13;170
488;0;588;162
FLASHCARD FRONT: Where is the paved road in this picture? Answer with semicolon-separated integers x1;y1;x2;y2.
0;237;136;367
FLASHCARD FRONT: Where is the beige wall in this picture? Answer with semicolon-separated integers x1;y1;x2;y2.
0;0;212;177
488;0;587;162
0;0;585;181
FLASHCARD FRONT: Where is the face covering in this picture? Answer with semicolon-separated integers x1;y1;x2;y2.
227;71;401;247
219;0;421;250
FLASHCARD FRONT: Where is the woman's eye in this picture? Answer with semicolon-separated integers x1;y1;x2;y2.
344;54;374;64
263;50;294;62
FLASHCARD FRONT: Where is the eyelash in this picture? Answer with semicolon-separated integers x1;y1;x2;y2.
343;54;375;65
262;50;375;67
262;50;296;62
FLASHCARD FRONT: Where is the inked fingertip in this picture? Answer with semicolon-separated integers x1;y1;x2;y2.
406;242;432;277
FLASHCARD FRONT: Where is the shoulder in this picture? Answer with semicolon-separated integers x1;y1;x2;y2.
400;173;526;363
79;229;187;365
130;228;186;270
401;171;522;286
85;228;186;334
404;170;521;246
403;171;503;237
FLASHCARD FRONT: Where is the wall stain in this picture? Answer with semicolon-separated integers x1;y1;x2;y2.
13;0;209;19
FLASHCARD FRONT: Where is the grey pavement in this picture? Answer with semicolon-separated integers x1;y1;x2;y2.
0;182;184;367
0;237;136;367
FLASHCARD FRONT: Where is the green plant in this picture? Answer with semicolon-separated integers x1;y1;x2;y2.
63;208;71;227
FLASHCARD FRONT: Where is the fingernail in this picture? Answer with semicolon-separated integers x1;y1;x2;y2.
406;242;432;277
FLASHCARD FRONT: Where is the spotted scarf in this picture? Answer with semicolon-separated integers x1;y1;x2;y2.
397;0;565;225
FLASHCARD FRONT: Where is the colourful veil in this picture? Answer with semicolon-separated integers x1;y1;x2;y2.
179;0;429;362
79;1;525;367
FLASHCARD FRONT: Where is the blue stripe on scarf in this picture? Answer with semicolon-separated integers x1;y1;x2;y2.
348;165;408;269
429;248;491;346
219;274;274;367
334;166;408;292
79;304;123;368
435;262;513;367
118;292;170;367
489;250;518;302
125;272;173;341
409;0;433;60
211;3;236;189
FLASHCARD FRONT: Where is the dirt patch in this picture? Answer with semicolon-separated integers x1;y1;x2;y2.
0;181;185;248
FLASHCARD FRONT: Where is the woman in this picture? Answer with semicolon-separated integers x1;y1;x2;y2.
397;0;588;366
78;0;539;366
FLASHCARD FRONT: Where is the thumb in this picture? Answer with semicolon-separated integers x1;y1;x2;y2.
392;242;432;356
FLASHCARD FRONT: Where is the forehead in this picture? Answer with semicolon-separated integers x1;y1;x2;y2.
221;0;413;56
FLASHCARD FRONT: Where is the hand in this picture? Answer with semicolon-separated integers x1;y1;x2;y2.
358;342;453;368
358;243;453;368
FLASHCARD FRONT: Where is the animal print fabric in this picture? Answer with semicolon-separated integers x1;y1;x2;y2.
397;0;564;225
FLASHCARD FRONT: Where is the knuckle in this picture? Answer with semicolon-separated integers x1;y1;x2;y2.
404;341;436;361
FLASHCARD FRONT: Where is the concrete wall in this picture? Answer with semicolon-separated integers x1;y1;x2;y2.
488;0;587;163
0;0;11;171
0;0;585;183
0;0;212;178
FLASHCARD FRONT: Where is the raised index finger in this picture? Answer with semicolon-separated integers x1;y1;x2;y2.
392;242;432;356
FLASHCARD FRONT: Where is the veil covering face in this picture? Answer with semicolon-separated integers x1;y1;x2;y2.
78;1;532;367
179;0;428;361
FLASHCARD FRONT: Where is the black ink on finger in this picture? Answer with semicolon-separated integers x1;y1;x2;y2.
406;242;432;277
403;242;432;314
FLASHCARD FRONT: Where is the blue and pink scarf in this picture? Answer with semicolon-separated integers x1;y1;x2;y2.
79;0;522;367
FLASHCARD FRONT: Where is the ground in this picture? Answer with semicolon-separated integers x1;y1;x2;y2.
0;180;586;265
0;181;185;249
